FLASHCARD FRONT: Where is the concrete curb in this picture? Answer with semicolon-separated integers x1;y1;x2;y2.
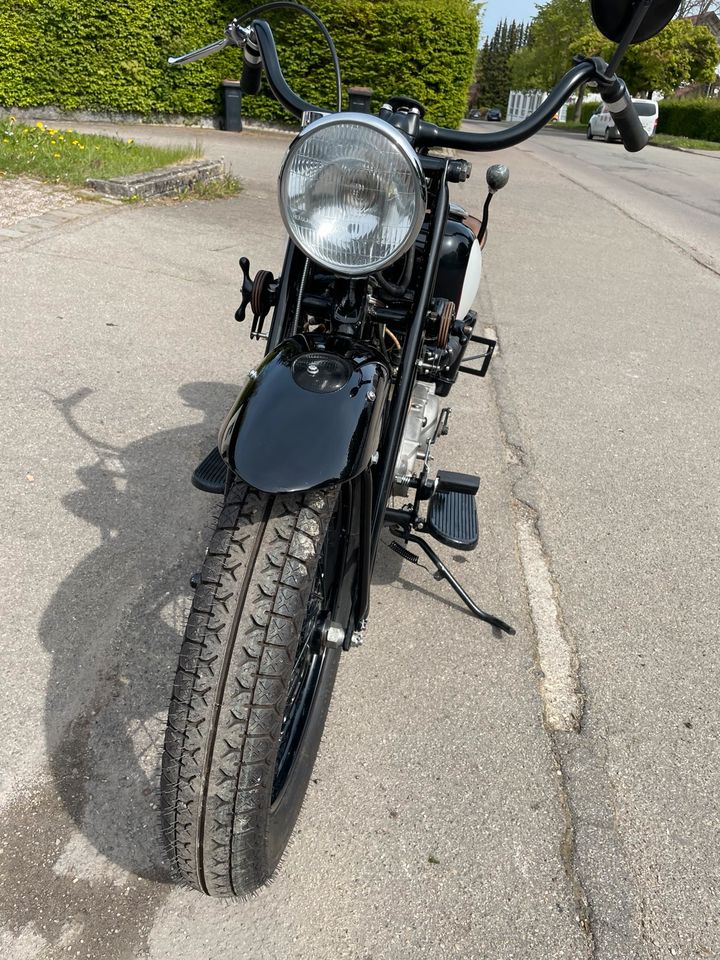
86;159;225;199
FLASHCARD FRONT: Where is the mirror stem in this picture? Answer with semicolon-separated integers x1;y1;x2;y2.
607;0;653;74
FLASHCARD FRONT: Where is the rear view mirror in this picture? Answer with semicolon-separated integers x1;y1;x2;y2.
591;0;681;43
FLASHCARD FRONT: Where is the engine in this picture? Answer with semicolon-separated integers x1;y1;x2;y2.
394;381;442;486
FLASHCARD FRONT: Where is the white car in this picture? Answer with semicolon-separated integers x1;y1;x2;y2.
587;98;659;142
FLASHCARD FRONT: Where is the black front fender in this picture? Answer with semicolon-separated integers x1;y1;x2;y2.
219;334;390;493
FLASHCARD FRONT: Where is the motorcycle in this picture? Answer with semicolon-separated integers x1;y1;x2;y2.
161;0;680;897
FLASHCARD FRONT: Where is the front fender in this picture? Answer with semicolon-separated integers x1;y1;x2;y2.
219;334;390;493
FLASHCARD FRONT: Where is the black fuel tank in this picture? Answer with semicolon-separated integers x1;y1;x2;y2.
420;213;477;313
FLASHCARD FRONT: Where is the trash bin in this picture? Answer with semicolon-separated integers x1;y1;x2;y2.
221;80;243;132
347;86;373;114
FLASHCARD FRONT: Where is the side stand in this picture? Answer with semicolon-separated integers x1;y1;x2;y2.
398;533;516;636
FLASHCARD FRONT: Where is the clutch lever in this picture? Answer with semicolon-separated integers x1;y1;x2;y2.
168;22;251;66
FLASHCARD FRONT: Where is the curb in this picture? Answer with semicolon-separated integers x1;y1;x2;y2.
86;159;225;199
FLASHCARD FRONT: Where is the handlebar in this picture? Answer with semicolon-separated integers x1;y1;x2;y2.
168;18;647;155
598;78;649;153
240;35;263;95
416;61;597;152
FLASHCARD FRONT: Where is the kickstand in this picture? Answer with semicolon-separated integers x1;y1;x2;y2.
404;532;516;636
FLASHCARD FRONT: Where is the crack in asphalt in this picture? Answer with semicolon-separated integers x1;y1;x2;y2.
482;284;657;958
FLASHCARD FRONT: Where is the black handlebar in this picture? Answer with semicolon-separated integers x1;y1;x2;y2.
170;18;648;155
597;77;649;153
415;61;597;152
252;19;324;116
240;36;263;95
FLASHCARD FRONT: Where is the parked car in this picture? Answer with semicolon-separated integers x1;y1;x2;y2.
587;98;659;142
486;107;502;121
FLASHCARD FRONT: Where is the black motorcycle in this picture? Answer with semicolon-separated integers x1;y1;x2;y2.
161;0;679;897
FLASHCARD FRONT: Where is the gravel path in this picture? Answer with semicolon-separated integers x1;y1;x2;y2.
0;176;80;228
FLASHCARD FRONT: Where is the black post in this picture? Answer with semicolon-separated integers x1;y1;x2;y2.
347;86;373;113
221;80;243;132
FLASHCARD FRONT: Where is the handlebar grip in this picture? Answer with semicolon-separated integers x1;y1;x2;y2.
240;41;263;95
603;81;648;153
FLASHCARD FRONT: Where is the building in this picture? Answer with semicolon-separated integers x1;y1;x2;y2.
506;90;568;123
675;12;720;98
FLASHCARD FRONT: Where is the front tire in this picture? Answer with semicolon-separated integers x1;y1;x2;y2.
586;124;593;140
161;482;342;896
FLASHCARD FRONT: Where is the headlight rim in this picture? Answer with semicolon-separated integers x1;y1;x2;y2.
278;112;427;278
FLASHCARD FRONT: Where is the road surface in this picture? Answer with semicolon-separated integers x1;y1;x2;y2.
0;119;718;960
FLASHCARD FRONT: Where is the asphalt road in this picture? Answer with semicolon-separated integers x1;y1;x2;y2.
1;119;718;960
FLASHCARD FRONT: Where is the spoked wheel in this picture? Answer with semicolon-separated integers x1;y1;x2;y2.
161;481;348;897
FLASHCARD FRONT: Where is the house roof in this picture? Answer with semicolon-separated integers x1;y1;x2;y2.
683;12;720;41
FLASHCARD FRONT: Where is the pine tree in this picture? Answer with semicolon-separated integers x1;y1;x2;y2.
474;18;530;111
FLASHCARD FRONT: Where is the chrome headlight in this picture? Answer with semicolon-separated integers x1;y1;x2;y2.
279;114;427;277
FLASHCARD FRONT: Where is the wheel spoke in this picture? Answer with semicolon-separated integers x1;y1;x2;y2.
272;504;344;804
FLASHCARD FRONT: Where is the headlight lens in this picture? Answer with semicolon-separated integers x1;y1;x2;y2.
279;114;427;276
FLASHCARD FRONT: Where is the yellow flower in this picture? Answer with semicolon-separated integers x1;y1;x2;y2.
50;139;56;144
3;138;8;144
79;144;85;150
48;128;56;135
9;116;15;123
53;152;61;158
35;121;44;129
59;135;65;141
72;139;79;145
127;138;134;144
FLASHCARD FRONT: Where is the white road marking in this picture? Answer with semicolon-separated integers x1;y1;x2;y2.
484;325;500;358
514;507;582;733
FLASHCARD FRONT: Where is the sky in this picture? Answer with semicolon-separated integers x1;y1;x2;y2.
482;0;538;38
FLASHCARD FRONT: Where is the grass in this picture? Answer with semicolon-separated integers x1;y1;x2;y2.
125;174;242;204
550;120;586;131
176;175;241;200
651;133;720;152
0;117;198;185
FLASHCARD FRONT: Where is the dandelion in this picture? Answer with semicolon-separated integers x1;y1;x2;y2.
50;139;56;144
71;139;79;145
79;144;86;150
3;138;8;144
127;138;134;144
53;152;61;158
35;120;44;129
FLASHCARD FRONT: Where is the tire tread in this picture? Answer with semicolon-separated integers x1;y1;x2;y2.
161;483;337;896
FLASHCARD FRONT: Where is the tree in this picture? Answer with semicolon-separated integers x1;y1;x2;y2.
510;0;593;92
474;17;529;111
570;19;719;96
677;1;720;16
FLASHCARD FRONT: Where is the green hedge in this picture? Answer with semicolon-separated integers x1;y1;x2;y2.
578;100;601;125
657;98;720;143
0;1;479;129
